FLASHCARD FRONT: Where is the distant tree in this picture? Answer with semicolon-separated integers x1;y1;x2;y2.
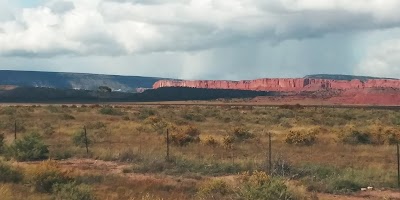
98;86;112;93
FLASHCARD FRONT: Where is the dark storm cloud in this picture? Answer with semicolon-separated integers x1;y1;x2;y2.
1;0;400;79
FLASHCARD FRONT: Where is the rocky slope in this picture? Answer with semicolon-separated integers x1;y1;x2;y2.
0;70;165;92
153;78;400;92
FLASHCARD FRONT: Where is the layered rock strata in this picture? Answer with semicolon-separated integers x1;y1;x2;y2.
153;79;400;92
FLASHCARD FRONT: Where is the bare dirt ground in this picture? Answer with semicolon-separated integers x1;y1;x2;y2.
12;158;400;200
12;158;199;191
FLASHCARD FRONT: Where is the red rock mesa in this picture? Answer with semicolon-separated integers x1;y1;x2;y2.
153;78;400;92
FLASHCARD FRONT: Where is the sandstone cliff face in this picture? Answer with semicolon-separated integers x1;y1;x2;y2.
153;78;400;92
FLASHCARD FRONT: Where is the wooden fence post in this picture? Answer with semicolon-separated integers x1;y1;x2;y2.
166;129;170;161
14;120;17;140
268;132;272;175
397;142;399;188
84;126;89;155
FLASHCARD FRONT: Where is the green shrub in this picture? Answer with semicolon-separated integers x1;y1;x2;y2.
74;174;104;185
91;127;110;143
181;112;206;122
174;118;189;126
43;125;55;136
0;133;4;153
99;107;123;115
222;135;235;149
339;130;372;145
171;126;201;146
133;159;168;174
338;125;400;145
46;105;62;113
385;128;400;144
50;149;73;160
285;130;317;146
27;161;72;193
4;121;26;133
222;127;254;148
133;157;247;176
331;180;361;193
86;122;106;129
231;127;254;141
292;164;383;194
371;126;400;145
60;113;75;120
203;136;219;147
145;116;168;134
53;182;95;200
271;157;293;177
122;167;133;173
7;133;49;161
137;107;157;120
122;116;130;120
236;171;293;200
197;179;233;199
0;162;23;183
0;107;16;115
294;164;338;180
72;130;91;148
280;118;293;128
117;149;142;162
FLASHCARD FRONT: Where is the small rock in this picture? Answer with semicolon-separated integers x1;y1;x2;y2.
361;188;367;191
367;186;374;190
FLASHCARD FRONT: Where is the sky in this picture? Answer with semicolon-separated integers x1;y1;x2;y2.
0;0;400;80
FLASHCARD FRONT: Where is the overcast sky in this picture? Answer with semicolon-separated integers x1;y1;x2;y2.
0;0;400;80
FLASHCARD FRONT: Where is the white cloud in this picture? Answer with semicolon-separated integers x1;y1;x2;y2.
1;0;400;57
47;1;75;14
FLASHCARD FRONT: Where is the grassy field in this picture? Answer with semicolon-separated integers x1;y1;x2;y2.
1;104;400;199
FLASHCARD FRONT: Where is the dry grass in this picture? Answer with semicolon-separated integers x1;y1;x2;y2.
0;183;51;200
1;104;400;199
